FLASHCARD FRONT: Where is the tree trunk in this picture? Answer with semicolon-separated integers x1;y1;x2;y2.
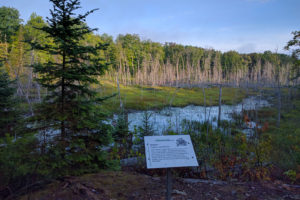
117;71;123;110
277;86;281;127
218;85;222;127
61;50;66;139
202;87;206;121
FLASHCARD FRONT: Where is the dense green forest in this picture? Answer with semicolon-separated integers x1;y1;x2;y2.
0;1;299;199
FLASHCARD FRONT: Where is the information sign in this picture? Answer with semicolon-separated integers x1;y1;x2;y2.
144;135;198;169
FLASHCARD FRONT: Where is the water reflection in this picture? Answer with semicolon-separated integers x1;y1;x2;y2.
124;96;270;135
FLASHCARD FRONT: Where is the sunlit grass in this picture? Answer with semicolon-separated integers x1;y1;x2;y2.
97;80;247;114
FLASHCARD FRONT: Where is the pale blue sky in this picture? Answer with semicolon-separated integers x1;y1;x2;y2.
1;0;299;53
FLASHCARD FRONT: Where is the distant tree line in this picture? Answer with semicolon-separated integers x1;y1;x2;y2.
106;34;296;88
0;6;298;106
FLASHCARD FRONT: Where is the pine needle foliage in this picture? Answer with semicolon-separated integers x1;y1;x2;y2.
0;63;18;137
32;0;111;149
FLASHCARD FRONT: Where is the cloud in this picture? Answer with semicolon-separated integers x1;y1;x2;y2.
237;43;257;53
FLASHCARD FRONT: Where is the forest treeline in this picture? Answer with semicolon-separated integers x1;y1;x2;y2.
106;35;296;87
0;7;298;105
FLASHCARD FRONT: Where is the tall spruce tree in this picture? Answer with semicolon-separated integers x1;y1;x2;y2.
32;0;111;152
0;62;18;137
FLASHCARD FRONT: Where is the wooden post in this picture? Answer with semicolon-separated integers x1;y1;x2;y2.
166;168;172;200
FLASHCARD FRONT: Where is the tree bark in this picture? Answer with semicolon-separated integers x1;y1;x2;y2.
218;85;222;127
61;50;66;139
202;87;206;121
277;86;281;127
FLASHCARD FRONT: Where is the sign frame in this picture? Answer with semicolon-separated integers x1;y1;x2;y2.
144;135;199;169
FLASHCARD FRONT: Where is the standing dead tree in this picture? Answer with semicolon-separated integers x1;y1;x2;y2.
218;84;222;127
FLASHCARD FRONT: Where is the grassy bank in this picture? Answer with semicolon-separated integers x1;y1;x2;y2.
97;80;247;114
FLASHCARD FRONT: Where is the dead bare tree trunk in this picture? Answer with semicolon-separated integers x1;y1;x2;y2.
207;97;212;136
218;85;222;127
275;51;281;127
35;81;41;103
202;87;206;121
277;85;281;127
25;50;36;116
25;68;34;116
288;86;292;110
117;72;123;110
176;58;179;87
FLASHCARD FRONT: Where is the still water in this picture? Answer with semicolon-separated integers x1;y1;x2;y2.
121;96;271;135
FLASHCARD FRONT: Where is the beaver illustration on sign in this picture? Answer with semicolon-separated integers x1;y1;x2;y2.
176;138;187;146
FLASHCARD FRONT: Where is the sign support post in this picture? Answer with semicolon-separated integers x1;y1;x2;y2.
166;168;172;200
144;135;198;200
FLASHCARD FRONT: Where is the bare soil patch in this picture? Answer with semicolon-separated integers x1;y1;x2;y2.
19;171;300;200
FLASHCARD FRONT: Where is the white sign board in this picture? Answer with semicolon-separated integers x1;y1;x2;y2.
144;135;198;169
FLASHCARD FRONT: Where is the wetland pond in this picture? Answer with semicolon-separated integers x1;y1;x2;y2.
36;96;272;142
116;96;271;136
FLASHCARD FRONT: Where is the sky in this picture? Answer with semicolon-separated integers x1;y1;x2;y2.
1;0;299;54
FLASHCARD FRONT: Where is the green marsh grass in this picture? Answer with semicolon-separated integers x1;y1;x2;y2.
97;80;247;114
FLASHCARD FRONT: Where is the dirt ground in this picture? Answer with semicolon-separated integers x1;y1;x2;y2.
20;171;300;200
